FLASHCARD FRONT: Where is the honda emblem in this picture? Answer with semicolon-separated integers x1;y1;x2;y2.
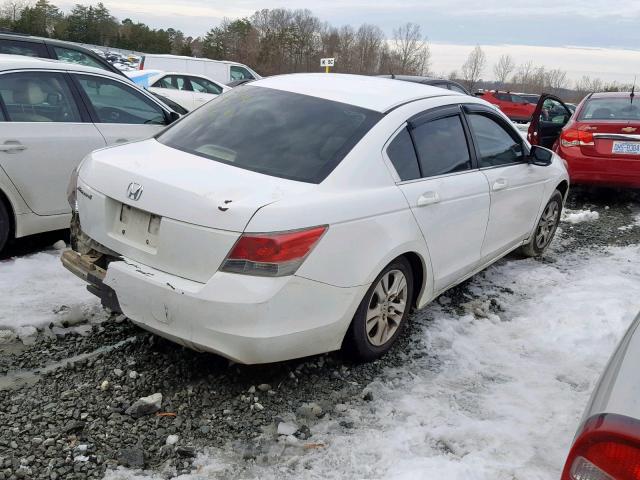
127;182;144;201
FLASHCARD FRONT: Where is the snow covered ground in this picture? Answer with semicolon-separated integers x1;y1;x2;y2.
104;242;640;480
0;244;105;337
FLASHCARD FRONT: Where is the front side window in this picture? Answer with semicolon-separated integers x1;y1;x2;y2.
411;115;472;177
230;66;254;81
386;128;420;181
0;39;48;58
158;86;382;183
510;94;528;104
0;71;81;122
153;75;190;91
468;114;524;167
53;46;106;70
75;74;166;125
189;77;222;94
578;98;640;121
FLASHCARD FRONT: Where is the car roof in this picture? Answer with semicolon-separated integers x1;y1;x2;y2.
588;91;635;99
140;54;245;66
0;53;129;80
252;73;460;112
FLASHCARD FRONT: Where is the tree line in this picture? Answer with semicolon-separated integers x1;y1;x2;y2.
0;1;632;101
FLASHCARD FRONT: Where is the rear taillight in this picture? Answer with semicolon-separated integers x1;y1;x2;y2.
139;56;144;70
220;226;327;277
562;414;640;480
561;128;594;147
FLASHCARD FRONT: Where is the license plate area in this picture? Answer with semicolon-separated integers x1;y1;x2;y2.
612;141;640;155
113;204;161;251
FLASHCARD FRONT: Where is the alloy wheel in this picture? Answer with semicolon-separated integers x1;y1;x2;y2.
365;269;408;347
535;200;560;249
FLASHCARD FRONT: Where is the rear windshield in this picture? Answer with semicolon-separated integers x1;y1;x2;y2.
158;86;382;183
579;97;640;121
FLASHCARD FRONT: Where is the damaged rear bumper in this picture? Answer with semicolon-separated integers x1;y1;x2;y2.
61;250;122;313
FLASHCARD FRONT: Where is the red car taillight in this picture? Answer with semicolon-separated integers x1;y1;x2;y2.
220;226;327;277
562;414;640;480
560;128;595;147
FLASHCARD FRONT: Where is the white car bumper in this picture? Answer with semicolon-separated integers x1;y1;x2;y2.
103;258;367;364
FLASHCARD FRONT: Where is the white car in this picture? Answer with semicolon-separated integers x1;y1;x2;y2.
0;55;180;253
146;72;231;111
62;74;569;364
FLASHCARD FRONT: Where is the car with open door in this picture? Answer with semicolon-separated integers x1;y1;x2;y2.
529;91;640;187
527;93;573;149
0;54;180;253
61;74;568;364
561;311;640;480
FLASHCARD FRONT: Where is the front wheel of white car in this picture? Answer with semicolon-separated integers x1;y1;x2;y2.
344;257;414;361
520;189;563;257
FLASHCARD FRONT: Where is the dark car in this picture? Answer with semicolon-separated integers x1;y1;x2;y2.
0;32;125;77
377;75;470;95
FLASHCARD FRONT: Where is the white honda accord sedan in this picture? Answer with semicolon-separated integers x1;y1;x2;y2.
63;73;569;364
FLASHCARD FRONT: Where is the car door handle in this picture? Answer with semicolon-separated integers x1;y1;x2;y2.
114;138;129;144
492;178;508;191
0;141;26;153
416;191;440;207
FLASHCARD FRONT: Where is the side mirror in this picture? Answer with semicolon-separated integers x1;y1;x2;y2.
167;111;180;124
528;145;553;166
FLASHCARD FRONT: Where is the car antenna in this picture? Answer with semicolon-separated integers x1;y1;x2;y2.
631;76;636;104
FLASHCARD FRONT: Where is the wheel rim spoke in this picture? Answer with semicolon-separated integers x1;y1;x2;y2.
365;269;409;347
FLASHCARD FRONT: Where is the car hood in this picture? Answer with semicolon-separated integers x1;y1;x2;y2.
78;138;312;232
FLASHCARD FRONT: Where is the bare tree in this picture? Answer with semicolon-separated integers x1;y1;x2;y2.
545;68;568;93
390;22;430;75
460;45;486;92
1;0;29;21
493;54;515;86
513;61;535;91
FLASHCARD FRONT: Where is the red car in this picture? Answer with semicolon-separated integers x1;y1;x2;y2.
477;90;536;122
528;92;640;188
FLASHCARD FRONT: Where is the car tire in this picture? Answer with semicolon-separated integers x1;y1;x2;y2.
0;200;9;254
343;257;414;361
520;189;563;257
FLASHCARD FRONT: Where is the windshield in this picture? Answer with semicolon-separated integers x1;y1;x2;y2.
579;97;640;121
158;86;381;183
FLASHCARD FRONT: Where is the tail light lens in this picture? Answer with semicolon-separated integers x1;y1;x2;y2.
562;414;640;480
220;226;327;277
139;57;144;70
561;128;594;147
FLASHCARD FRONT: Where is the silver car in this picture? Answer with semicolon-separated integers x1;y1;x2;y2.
561;312;640;480
0;54;179;253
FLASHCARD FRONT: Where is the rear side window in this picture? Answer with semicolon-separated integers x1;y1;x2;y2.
0;71;81;122
53;46;107;71
411;115;472;177
495;92;511;101
230;66;254;81
386;128;420;181
189;77;222;94
0;39;47;58
75;74;166;125
449;84;467;94
153;75;190;91
158;86;382;183
468;114;524;167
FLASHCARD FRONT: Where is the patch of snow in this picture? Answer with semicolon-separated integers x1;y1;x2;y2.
103;245;640;480
618;212;640;231
0;249;105;331
562;209;600;224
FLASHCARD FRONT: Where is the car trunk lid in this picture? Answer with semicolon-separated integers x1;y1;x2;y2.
578;121;640;159
76;139;312;282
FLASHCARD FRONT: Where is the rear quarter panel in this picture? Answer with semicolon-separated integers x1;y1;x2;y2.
582;313;640;422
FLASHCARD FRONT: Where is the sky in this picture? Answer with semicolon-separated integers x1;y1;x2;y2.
56;0;640;83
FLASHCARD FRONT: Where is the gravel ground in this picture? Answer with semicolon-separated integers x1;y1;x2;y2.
0;186;638;480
